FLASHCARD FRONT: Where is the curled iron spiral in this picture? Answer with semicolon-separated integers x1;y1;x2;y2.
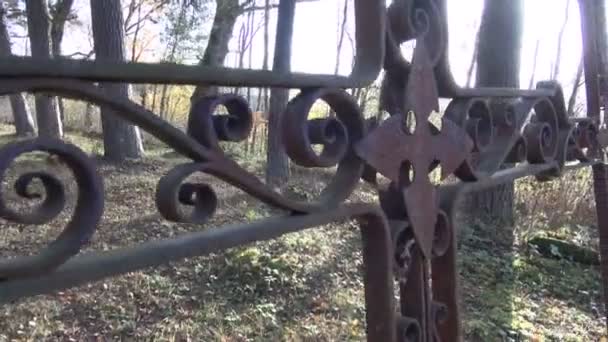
187;94;253;153
156;163;218;224
282;88;366;207
0;82;367;273
0;138;104;280
154;88;367;223
445;98;494;181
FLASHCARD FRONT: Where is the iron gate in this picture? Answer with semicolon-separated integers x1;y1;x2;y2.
1;0;607;341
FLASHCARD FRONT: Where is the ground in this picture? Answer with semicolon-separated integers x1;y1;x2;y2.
0;126;605;341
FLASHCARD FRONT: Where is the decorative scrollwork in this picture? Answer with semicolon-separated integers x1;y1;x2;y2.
522;98;559;164
0;3;603;341
395;315;421;341
156;163;218;224
187;94;253;152
506;136;528;163
445;98;494;181
386;0;445;66
0;138;104;280
282;88;365;207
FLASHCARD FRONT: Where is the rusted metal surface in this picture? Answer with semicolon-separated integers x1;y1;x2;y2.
0;0;385;89
0;0;607;340
579;0;608;333
357;39;472;259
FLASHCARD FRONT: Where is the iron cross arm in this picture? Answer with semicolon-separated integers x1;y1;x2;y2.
355;40;473;258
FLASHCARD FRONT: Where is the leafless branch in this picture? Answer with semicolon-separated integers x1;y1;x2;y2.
551;0;570;80
63;50;94;59
243;0;318;12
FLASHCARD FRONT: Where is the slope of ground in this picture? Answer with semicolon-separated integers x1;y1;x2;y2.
0;127;604;341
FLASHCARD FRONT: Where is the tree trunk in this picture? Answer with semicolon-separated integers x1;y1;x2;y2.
83;102;94;133
579;0;608;332
151;83;159;111
475;1;522;88
190;0;241;105
0;4;35;137
140;84;148;108
159;84;169;119
26;0;63;138
265;0;295;187
91;0;144;161
468;0;523;224
50;0;74;58
50;0;74;123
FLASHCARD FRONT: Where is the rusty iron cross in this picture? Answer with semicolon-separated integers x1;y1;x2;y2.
355;40;473;259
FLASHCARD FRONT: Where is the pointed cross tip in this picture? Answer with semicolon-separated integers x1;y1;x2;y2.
405;55;439;119
403;179;438;259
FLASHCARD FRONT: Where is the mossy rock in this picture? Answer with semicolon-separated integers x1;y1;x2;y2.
528;236;599;265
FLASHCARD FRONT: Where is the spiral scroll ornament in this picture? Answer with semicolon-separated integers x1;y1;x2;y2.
282;88;366;208
0;138;104;280
156;163;218;224
445;98;494;181
187;94;253;153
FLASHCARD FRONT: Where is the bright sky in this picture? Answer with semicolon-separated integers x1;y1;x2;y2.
225;0;588;99
16;0;599;102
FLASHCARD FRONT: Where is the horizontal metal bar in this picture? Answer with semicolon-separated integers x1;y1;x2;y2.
569;117;597;123
0;0;386;89
0;203;381;303
563;160;601;171
0;58;359;88
0;56;553;97
459;162;557;193
451;87;555;98
455;160;598;195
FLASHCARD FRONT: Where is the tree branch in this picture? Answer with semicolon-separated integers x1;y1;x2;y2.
63;50;94;59
243;0;318;13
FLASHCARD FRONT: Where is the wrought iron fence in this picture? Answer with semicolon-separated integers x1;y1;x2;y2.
1;0;607;341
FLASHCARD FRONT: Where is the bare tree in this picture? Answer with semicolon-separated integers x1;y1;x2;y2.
26;0;63;138
189;0;316;106
567;58;584;116
235;10;262;95
528;39;540;88
266;0;296;187
0;3;34;136
158;0;189;118
49;0;75;121
49;0;74;58
333;0;348;75
465;28;480;88
551;0;570;80
245;10;256;103
189;0;244;103
258;0;270;112
91;0;144;161
125;0;170;112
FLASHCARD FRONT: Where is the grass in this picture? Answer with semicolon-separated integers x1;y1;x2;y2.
0;125;605;341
